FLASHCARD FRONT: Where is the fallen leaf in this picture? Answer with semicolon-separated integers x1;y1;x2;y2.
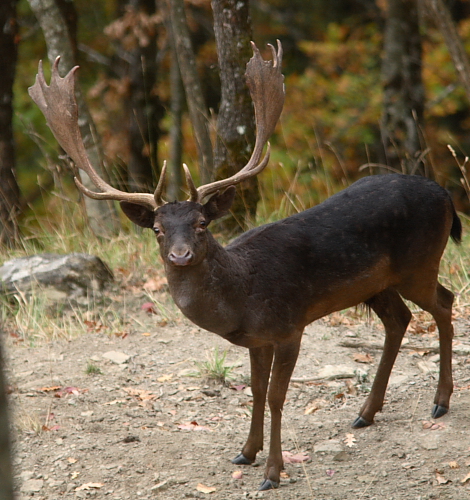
435;472;451;485
232;470;243;479
422;420;446;431
123;388;157;401
326;469;336;477
448;461;460;469
75;483;104;491
230;384;246;391
282;451;310;463
157;374;173;383
353;353;374;364
67;457;78;464
196;483;216;493
141;302;157;314
39;386;61;392
280;471;290;479
461;472;470;484
344;433;357;447
177;421;212;432
143;276;167;292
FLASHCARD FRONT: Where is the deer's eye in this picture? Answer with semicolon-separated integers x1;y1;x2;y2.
153;225;164;236
196;219;207;233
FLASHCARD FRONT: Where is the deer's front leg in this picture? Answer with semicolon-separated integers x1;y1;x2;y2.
232;345;273;465
260;340;301;491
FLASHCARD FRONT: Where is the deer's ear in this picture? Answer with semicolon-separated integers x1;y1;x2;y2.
203;186;236;221
120;201;154;228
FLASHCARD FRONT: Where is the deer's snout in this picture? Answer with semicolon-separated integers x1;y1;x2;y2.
168;248;193;266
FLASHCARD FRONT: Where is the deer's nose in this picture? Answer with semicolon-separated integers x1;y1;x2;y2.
168;249;193;266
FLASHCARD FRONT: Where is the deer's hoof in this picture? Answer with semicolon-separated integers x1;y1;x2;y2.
232;453;253;465
259;479;279;491
351;415;373;428
431;404;448;419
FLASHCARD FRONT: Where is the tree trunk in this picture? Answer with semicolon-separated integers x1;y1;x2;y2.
120;0;164;193
28;0;120;237
424;0;470;99
168;0;213;184
212;0;257;233
380;0;428;176
167;36;184;201
0;335;14;500
0;0;20;248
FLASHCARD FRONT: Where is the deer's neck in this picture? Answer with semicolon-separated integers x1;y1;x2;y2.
164;235;246;336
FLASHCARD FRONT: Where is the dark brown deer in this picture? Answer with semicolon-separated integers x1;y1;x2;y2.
29;42;461;491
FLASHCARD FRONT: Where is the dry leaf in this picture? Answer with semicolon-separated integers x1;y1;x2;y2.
280;471;290;479
157;374;173;382
196;483;216;493
232;470;243;479
422;420;446;431
39;385;61;392
67;457;78;464
177;421;212;432
344;433;357;447
461;472;470;484
143;276;167;292
448;461;460;469
75;483;104;491
435;472;451;485
353;353;373;364
282;451;310;463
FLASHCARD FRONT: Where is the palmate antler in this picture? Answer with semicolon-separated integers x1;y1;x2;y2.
29;41;285;208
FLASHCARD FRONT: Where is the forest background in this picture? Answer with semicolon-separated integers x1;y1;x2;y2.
3;0;470;244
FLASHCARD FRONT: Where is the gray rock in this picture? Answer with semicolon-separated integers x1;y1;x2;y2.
313;439;343;454
102;351;131;364
0;253;113;300
21;478;44;492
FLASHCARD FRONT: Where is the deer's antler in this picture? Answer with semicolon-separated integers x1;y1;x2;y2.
29;41;284;208
28;57;160;210
190;40;285;203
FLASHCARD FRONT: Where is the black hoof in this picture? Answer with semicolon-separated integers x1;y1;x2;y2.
352;415;373;429
432;404;448;419
259;479;279;491
231;453;253;465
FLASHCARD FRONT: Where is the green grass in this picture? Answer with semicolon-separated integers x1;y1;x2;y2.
195;347;234;385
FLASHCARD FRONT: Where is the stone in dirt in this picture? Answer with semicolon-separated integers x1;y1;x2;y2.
102;351;131;364
21;479;44;493
0;253;113;301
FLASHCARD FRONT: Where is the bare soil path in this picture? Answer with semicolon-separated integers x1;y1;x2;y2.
5;305;470;500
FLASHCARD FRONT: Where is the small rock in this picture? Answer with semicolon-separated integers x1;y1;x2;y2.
313;439;343;454
102;351;131;364
21;479;44;493
389;374;409;386
316;365;358;380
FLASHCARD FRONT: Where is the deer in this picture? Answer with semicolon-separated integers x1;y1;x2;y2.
29;41;462;491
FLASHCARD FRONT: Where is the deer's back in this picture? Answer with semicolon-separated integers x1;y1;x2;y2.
225;175;457;338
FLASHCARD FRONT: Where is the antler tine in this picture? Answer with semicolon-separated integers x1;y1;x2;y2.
29;57;159;210
183;164;199;203
195;40;285;203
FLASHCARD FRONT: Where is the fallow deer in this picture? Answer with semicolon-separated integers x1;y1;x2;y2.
29;41;461;490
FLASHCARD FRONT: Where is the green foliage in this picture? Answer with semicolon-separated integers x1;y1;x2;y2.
86;361;102;375
195;347;234;385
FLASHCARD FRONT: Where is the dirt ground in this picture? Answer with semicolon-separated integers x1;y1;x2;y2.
5;295;470;500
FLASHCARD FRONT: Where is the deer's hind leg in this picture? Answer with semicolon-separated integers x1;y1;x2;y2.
353;288;412;428
399;281;455;419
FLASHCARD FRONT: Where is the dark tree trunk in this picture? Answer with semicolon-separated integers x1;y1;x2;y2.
168;0;213;184
0;335;14;500
380;0;428;176
118;0;164;193
212;0;257;233
167;37;184;201
0;0;20;248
